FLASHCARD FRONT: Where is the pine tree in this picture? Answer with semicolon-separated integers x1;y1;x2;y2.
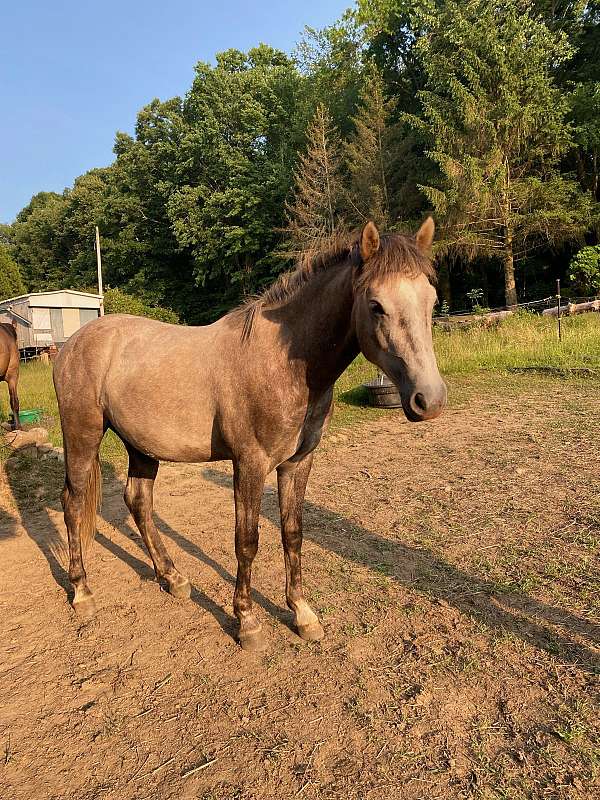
407;0;595;306
283;104;344;257
345;69;397;229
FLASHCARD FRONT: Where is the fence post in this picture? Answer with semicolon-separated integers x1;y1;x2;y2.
556;279;562;342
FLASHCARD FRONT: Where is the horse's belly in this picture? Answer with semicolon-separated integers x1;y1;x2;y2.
105;386;225;463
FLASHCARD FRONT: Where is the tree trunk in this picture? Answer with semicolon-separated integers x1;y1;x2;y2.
437;261;452;309
503;226;517;308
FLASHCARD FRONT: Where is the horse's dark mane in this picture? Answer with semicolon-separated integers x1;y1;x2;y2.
229;232;435;340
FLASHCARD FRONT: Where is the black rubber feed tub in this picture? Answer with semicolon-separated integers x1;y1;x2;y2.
363;376;402;408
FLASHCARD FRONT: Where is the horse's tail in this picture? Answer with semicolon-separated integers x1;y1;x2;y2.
81;457;102;555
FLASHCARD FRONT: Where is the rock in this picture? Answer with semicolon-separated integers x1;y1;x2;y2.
40;447;63;462
28;427;50;445
15;444;38;459
1;421;12;431
37;442;54;454
5;427;49;450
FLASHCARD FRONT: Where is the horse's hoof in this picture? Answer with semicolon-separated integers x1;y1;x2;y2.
297;621;325;642
72;594;97;620
166;576;191;600
239;628;268;653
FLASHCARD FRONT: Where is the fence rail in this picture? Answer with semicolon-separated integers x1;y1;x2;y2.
433;294;600;329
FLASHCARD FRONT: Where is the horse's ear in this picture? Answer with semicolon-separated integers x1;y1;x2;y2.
416;216;435;255
360;221;380;261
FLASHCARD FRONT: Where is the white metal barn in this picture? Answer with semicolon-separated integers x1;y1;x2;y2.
0;290;102;351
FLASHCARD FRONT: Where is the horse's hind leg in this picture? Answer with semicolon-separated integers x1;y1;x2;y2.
6;371;20;430
62;421;104;618
123;444;191;600
277;454;324;642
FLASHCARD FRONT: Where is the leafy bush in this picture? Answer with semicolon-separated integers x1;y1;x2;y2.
569;246;600;295
0;245;25;299
103;288;180;324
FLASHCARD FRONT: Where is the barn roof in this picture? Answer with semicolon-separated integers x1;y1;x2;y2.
0;289;102;306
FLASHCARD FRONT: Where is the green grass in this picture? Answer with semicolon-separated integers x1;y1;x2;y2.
0;360;125;465
434;310;600;374
1;312;599;462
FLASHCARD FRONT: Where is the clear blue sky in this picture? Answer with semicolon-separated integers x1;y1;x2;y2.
0;0;350;223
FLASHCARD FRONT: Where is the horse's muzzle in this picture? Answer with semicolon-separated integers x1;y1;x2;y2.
403;381;447;422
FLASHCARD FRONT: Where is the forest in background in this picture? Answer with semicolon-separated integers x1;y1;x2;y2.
1;0;600;323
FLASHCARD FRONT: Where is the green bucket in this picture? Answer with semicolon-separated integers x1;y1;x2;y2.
16;409;43;425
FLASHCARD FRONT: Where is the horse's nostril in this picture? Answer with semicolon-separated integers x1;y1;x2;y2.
413;392;427;412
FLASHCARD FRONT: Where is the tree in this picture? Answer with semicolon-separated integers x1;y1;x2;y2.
569;245;600;293
283;103;345;257
407;0;595;306
565;2;600;200
167;46;308;312
344;68;397;228
103;288;179;323
8;192;67;290
0;245;25;299
296;17;366;136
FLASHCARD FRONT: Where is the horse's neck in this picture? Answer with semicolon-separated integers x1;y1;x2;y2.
269;261;360;392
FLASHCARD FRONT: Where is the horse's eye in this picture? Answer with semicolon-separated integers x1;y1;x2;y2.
369;300;385;316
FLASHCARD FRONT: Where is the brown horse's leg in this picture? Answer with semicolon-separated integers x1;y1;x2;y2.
277;455;324;642
62;424;104;618
233;457;268;652
6;372;20;430
123;445;190;599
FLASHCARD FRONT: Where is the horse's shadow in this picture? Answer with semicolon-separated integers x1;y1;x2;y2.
3;458;599;672
200;467;600;672
1;458;289;642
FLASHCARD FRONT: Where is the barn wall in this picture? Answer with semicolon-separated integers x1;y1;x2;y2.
0;292;101;349
6;302;33;348
79;308;99;326
50;308;64;341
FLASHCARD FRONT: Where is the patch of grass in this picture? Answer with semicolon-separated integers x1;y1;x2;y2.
0;361;126;466
332;312;600;429
435;310;600;374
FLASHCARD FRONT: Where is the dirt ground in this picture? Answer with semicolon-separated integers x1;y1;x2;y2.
0;375;598;800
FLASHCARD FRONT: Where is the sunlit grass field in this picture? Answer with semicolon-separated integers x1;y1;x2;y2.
434;310;600;373
1;312;599;461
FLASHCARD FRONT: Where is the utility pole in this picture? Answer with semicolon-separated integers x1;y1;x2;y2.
95;226;105;316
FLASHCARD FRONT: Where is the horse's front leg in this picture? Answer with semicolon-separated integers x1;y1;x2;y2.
277;454;324;642
233;456;268;652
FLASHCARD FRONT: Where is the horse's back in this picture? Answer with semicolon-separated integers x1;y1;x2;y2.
55;314;186;381
54;314;229;461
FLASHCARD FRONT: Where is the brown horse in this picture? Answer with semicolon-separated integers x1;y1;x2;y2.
0;322;21;430
53;220;446;650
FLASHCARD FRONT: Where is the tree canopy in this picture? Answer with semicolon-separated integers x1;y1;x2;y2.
3;2;598;317
0;245;25;300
